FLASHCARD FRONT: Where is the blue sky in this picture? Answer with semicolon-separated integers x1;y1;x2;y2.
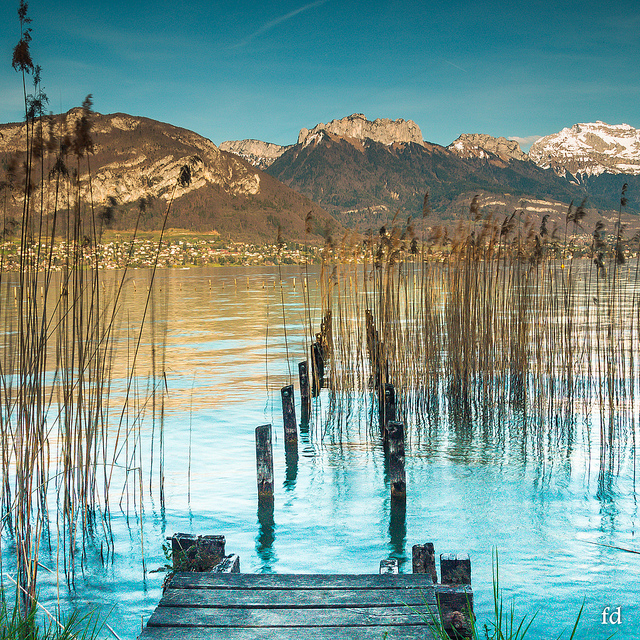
1;0;638;150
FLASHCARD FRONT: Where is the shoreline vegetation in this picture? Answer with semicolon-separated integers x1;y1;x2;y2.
1;227;639;271
0;235;320;270
2;2;169;633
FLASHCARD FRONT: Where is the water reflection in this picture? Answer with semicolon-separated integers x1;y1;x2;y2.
388;497;406;562
284;447;298;490
256;499;276;572
3;264;640;640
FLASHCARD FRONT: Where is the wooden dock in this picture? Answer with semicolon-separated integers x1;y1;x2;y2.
140;571;472;639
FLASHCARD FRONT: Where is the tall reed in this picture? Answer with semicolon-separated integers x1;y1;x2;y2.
310;193;639;474
1;2;168;621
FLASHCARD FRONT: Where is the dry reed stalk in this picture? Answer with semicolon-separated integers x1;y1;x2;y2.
1;4;170;619
307;192;638;480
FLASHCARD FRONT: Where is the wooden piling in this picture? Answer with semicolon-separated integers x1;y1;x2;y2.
311;341;324;398
436;584;474;639
281;385;298;448
440;553;471;585
380;382;396;440
412;543;438;583
387;421;406;500
298;361;311;428
255;424;274;501
171;532;198;563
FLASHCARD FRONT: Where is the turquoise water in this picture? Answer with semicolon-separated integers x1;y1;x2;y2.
2;264;639;639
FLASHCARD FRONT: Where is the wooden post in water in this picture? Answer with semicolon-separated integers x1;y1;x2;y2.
212;554;240;573
255;424;274;501
412;543;438;583
281;385;298;448
379;382;396;441
387;421;406;500
298;361;311;428
311;341;324;397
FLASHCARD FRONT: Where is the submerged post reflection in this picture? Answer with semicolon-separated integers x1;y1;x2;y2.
256;497;276;571
389;497;406;560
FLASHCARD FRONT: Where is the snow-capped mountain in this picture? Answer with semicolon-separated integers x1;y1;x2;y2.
529;122;640;178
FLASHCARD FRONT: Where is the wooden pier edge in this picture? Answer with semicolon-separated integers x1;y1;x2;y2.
147;539;474;640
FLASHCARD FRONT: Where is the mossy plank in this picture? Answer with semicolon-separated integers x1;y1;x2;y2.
147;604;434;628
159;587;436;608
166;572;437;590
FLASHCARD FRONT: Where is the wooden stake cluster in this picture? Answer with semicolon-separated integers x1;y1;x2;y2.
170;533;226;571
169;534;240;573
374;542;474;638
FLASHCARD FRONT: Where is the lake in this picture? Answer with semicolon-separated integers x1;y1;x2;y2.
2;263;638;639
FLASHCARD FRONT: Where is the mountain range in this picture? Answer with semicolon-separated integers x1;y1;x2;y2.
223;114;640;232
1;110;639;242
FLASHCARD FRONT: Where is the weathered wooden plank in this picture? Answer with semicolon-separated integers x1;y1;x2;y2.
166;573;438;590
159;587;436;609
140;625;437;640
147;604;434;628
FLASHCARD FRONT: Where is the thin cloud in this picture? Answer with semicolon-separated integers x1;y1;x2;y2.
234;0;329;48
443;59;467;73
508;135;543;145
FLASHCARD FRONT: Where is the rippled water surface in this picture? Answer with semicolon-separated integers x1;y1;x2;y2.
3;264;639;639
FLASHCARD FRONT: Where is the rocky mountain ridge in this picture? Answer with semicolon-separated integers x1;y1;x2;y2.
297;113;424;147
221;114;425;169
223;115;640;221
0;110;341;242
218;139;289;170
222;116;640;184
448;133;529;162
265;129;592;231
